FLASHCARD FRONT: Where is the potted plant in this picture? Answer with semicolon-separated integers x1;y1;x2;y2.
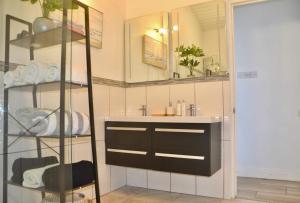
175;44;205;77
20;0;78;33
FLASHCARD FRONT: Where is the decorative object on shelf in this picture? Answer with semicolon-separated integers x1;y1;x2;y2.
32;17;56;33
143;35;167;69
203;56;221;77
20;0;78;33
175;44;205;77
51;7;104;49
17;30;30;39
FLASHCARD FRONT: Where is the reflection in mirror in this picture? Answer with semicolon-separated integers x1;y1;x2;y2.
172;0;227;79
125;12;169;83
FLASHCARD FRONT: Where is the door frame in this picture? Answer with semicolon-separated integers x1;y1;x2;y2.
225;0;269;199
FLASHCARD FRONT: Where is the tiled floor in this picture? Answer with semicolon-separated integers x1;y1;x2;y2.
100;186;265;203
237;177;300;203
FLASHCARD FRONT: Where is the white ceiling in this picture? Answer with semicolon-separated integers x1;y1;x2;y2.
191;0;226;31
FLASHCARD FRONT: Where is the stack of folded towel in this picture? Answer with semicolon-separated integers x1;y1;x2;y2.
42;161;95;191
11;158;94;190
15;108;90;136
3;61;87;88
11;157;58;185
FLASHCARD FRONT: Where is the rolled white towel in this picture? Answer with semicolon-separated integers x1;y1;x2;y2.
13;65;27;86
80;113;90;135
4;71;15;88
22;163;59;188
45;64;60;82
23;62;47;84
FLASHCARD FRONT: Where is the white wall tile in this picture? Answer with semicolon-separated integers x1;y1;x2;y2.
126;168;147;188
196;170;224;198
110;166;126;191
109;86;126;116
95;117;106;141
171;173;196;195
148;170;171;191
93;85;110;117
195;81;223;116
126;87;146;116
99;164;111;196
170;83;196;109
147;85;170;115
93;85;110;141
97;141;111;195
223;140;235;199
72;141;92;163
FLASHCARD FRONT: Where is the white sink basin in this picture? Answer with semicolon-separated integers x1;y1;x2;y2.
105;116;222;123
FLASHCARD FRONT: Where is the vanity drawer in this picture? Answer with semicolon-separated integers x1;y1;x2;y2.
105;122;151;169
151;122;221;176
152;123;210;156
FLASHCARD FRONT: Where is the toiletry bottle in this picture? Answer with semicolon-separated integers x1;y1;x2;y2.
166;102;174;116
181;100;186;116
176;100;181;116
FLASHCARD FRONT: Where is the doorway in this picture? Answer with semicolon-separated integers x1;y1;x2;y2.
233;0;300;202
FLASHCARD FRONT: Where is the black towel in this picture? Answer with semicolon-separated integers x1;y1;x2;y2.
11;156;58;184
42;161;95;191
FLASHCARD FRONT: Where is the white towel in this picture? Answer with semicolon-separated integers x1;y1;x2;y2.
23;62;47;84
13;66;27;86
22;163;59;188
3;71;15;88
45;64;60;82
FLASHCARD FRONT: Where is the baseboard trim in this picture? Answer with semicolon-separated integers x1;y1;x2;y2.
238;166;300;182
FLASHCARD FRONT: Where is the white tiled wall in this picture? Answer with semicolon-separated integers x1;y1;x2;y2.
124;81;231;198
125;87;146;116
148;171;171;191
0;80;232;201
171;173;196;195
126;168;148;188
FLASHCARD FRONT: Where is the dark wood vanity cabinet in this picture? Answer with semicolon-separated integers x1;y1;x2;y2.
105;121;221;176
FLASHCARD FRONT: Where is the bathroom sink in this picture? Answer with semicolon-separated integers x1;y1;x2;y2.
105;116;222;123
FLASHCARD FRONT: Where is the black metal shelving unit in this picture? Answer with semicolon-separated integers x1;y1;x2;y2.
2;0;101;202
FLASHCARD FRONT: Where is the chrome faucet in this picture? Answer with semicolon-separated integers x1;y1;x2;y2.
188;104;197;117
139;105;147;116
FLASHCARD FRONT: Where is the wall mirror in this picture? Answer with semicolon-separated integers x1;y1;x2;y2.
124;0;228;83
171;0;227;79
125;12;170;83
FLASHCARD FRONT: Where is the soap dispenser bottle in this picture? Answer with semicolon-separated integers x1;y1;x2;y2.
181;100;186;116
166;102;174;116
176;100;181;116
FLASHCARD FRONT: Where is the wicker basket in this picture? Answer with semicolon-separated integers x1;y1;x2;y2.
42;193;85;203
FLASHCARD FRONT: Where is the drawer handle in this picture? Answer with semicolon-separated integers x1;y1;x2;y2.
107;148;147;155
106;127;147;131
155;153;205;160
155;128;205;133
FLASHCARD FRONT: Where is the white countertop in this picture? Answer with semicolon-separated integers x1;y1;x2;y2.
105;116;222;123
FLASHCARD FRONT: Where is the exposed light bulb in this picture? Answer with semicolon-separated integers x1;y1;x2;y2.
158;28;168;35
173;25;179;32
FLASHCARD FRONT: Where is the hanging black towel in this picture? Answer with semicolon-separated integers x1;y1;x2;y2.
11;156;58;184
42;161;95;191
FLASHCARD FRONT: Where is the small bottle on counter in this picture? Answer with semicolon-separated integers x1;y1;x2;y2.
176;100;181;116
181;100;186;116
